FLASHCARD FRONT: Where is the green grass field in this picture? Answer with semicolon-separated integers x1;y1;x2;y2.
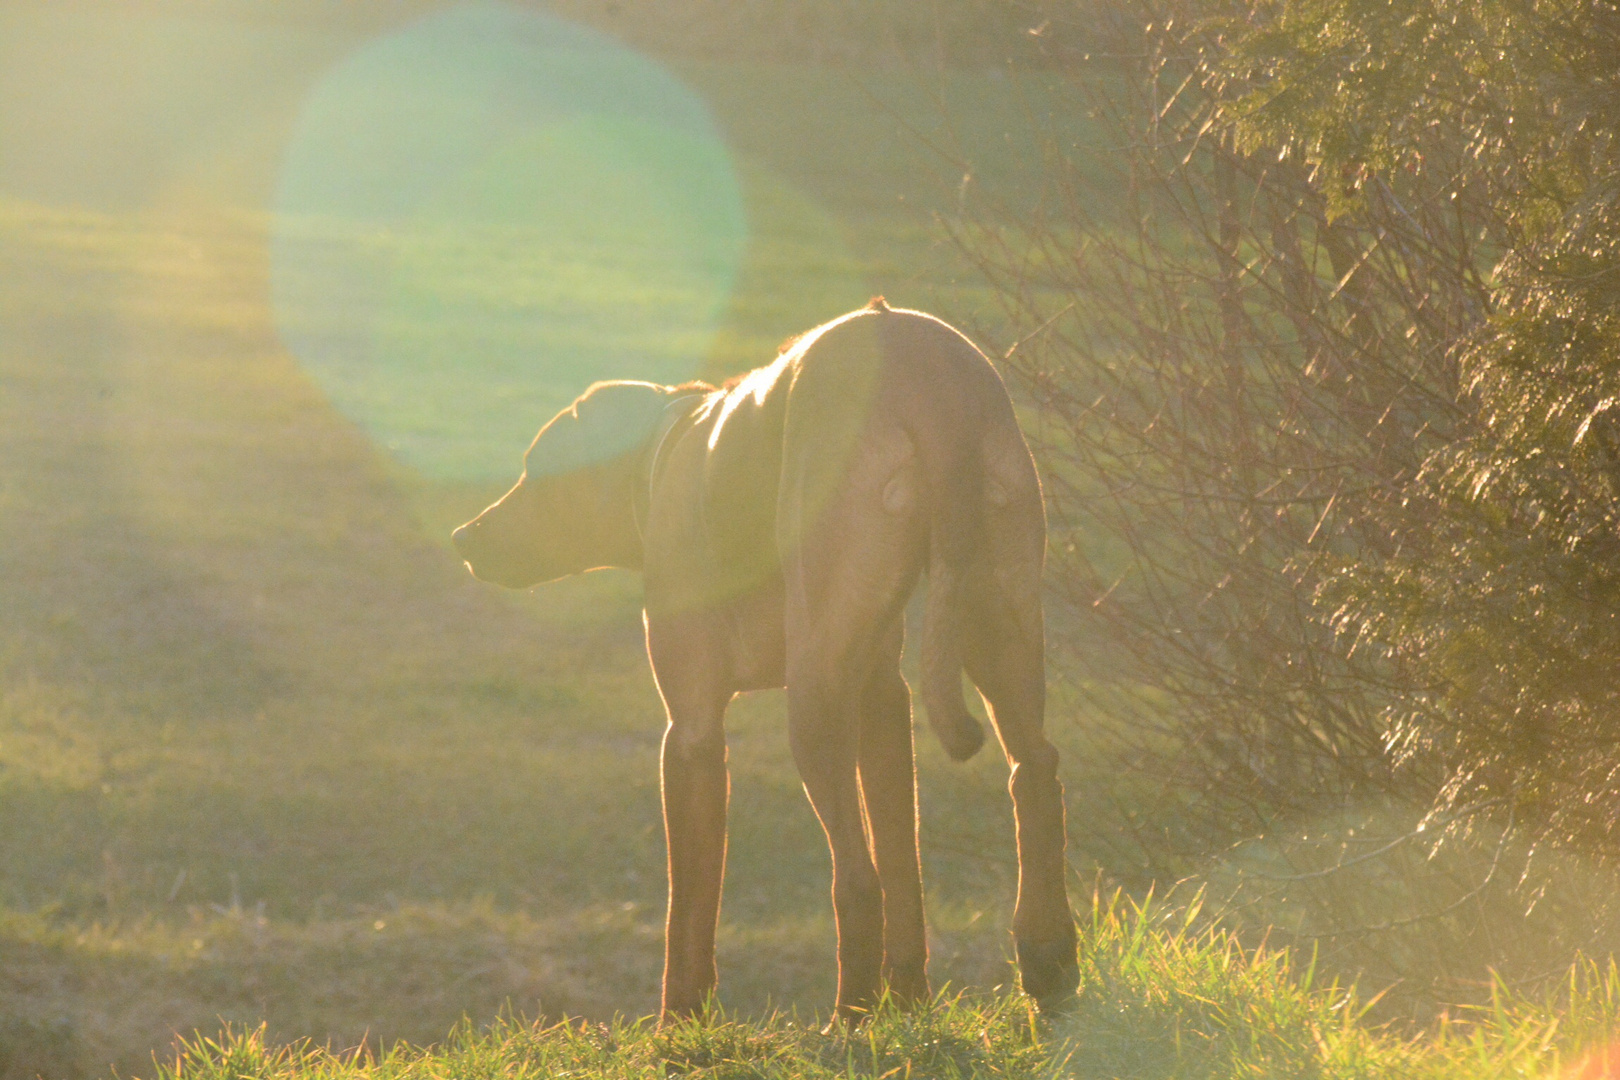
0;12;1065;1073
6;7;1618;1080
137;898;1620;1080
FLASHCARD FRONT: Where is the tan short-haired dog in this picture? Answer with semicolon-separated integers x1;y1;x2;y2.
453;300;1077;1021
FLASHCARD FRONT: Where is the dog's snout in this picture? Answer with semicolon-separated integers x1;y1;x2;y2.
451;522;476;560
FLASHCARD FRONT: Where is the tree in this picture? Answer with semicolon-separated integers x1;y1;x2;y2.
950;0;1620;1003
1276;0;1620;862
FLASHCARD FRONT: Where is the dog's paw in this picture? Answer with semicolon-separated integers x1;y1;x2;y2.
1016;936;1080;1006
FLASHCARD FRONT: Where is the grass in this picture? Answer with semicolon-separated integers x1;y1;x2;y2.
7;9;1615;1080
0;189;1022;1076
135;895;1620;1080
0;17;1056;1075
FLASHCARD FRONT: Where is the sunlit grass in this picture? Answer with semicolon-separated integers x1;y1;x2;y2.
145;896;1620;1079
3;32;1619;1078
0;52;1032;1074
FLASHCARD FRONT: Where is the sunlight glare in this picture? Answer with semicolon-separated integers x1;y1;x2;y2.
270;1;746;482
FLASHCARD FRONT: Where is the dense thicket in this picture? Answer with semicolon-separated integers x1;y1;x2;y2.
951;0;1620;1000
1269;0;1620;861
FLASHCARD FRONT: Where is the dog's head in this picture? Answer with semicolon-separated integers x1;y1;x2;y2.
452;380;675;587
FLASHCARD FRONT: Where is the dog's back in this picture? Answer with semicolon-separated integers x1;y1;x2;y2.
458;301;1074;1019
773;300;1042;758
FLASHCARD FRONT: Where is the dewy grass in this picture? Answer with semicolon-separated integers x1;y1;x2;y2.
150;898;1620;1080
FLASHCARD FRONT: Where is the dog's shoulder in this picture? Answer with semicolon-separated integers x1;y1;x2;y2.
679;354;792;570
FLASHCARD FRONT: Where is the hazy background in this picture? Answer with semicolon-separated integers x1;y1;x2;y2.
0;2;1055;1074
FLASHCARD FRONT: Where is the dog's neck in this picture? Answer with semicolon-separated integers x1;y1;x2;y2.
628;393;708;555
583;455;651;573
569;394;705;575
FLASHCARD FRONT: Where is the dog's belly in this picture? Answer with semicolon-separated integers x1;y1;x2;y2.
723;577;787;692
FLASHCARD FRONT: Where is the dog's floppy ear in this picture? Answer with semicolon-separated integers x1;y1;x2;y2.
524;381;672;478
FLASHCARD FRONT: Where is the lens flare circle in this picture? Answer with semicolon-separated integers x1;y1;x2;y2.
271;2;746;481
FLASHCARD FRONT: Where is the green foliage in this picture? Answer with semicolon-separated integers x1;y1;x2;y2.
1301;5;1620;854
1198;0;1620;864
1220;0;1575;224
958;0;1620;1011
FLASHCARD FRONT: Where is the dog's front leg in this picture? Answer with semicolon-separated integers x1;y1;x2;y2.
648;617;731;1020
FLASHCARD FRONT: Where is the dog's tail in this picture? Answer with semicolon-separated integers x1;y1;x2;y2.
918;422;988;762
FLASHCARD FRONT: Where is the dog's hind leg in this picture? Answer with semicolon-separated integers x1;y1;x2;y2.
783;543;915;1022
964;555;1079;1010
780;409;927;1021
648;616;732;1020
788;657;884;1022
857;623;929;1006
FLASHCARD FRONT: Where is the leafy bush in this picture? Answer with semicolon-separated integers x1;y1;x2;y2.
951;0;1620;1008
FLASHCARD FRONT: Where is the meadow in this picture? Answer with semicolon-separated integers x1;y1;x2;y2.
6;6;1619;1080
0;8;1064;1074
133;899;1620;1080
